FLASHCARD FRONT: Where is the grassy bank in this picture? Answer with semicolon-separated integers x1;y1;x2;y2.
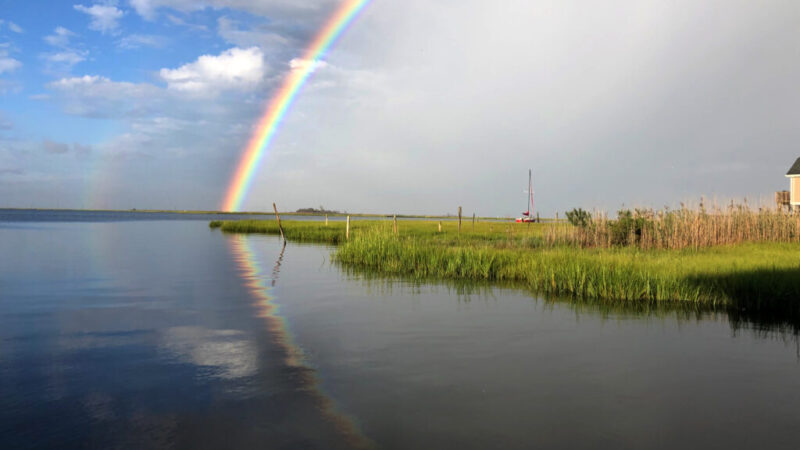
210;218;800;315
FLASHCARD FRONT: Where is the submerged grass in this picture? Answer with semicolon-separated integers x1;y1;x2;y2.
210;218;800;314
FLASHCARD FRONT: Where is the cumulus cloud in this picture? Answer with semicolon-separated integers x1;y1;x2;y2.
0;56;21;74
44;26;77;48
74;4;125;33
159;47;265;94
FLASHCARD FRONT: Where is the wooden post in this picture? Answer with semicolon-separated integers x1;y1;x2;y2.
325;214;328;226
458;206;462;233
438;221;442;233
346;215;350;240
555;212;558;223
273;203;286;245
472;213;475;231
537;212;540;223
393;215;398;235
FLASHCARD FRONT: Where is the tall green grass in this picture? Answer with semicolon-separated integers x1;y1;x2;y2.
334;228;800;306
210;218;800;312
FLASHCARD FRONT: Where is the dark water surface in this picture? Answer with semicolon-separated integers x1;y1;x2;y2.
2;212;800;449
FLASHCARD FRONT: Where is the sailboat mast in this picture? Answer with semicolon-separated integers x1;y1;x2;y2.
528;169;532;214
530;170;534;218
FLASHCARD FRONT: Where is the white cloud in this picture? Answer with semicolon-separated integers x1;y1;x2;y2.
44;27;77;48
0;42;21;75
159;47;265;94
117;34;166;49
289;58;326;73
48;75;155;97
47;75;161;117
42;27;86;72
6;21;23;33
44;51;86;66
166;14;207;31
0;57;22;74
130;0;333;20
74;4;125;34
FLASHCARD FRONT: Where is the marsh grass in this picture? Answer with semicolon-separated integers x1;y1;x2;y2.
210;208;800;313
335;231;800;305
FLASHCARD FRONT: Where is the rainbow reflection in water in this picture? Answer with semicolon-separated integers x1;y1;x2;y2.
227;234;373;449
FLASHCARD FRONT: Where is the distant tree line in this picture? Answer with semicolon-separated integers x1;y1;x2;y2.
296;205;341;214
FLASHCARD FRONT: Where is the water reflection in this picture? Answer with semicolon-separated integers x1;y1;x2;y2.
340;263;800;345
227;235;373;449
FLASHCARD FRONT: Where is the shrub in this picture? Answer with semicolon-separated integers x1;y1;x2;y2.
566;208;592;228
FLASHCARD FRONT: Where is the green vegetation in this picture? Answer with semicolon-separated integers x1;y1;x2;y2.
210;213;800;317
213;218;361;244
565;208;591;228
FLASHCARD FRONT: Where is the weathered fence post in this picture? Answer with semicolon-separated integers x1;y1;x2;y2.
393;214;398;235
346;215;350;241
273;203;286;245
438;221;442;233
325;214;328;226
472;213;475;231
458;206;462;233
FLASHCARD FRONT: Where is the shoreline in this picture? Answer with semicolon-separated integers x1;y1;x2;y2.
0;207;514;221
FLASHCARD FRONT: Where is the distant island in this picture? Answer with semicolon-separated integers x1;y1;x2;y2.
295;206;342;214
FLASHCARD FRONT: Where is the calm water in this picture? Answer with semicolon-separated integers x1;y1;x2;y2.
2;212;800;449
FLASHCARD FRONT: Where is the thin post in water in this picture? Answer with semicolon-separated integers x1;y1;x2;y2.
393;215;398;235
458;206;462;233
273;202;286;245
346;215;350;240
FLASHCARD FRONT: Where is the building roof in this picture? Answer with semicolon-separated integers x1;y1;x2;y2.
788;157;800;176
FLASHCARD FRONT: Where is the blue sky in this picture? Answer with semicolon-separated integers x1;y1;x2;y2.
2;1;800;214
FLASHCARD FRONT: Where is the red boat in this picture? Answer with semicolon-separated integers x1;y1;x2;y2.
515;169;536;223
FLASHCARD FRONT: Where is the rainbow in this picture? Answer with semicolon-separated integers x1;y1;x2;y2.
221;0;372;212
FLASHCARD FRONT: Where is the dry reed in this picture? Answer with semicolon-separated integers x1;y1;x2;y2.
548;202;800;250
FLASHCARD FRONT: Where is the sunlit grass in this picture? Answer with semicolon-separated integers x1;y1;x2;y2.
210;218;800;310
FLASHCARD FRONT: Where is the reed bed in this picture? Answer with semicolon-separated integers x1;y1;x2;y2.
549;203;800;250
